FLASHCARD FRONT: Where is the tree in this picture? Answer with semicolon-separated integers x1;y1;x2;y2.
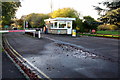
50;8;83;32
2;2;21;27
25;13;50;28
103;0;120;10
94;0;120;29
50;8;80;18
94;0;120;16
83;16;98;31
17;19;24;26
101;8;120;26
73;18;84;32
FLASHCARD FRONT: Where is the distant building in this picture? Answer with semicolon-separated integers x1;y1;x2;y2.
44;17;76;34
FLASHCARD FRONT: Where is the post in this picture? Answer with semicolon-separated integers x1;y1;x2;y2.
38;31;41;38
33;31;35;37
24;21;26;30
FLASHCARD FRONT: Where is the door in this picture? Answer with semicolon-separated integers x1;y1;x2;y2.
67;21;72;34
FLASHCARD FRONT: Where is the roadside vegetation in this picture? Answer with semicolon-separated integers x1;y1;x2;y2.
1;1;21;29
77;33;120;39
96;30;119;35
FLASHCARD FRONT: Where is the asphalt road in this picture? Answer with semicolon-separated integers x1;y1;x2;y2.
42;34;119;61
3;33;119;79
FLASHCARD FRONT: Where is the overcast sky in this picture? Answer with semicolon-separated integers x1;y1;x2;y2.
16;0;109;19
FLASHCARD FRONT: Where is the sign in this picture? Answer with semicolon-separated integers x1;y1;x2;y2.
26;21;28;28
92;29;96;33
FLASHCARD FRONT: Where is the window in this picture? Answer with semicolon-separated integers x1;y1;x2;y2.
50;22;57;28
59;21;66;28
50;23;53;28
54;22;57;28
67;22;71;28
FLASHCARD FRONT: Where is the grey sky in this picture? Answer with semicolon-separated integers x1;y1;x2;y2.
16;0;111;19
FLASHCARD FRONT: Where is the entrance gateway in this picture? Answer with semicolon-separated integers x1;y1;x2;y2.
0;30;41;38
44;18;76;34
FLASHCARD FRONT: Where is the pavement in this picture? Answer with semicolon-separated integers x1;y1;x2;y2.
3;33;119;79
0;33;2;80
2;52;26;80
0;33;26;80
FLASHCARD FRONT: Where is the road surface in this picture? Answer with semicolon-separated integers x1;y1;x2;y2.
3;33;119;79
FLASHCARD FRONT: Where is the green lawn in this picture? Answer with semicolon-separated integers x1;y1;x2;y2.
77;32;120;38
96;30;119;35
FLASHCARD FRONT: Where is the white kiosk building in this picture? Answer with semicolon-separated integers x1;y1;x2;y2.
44;17;76;34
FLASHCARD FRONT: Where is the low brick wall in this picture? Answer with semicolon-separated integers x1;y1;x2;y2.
48;29;67;34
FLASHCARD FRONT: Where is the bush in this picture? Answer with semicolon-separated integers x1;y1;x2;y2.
97;24;118;30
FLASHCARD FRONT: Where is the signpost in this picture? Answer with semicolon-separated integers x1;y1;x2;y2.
24;21;28;29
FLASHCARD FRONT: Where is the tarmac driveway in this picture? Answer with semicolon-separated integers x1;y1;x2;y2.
4;33;119;79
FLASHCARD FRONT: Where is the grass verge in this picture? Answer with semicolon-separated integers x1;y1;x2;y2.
77;33;120;39
96;30;119;35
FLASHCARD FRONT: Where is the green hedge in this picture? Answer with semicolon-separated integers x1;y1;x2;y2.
97;24;118;30
96;30;119;35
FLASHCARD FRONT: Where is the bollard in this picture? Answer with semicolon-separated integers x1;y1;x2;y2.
38;31;41;38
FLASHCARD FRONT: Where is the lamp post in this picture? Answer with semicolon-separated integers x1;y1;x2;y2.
50;0;53;13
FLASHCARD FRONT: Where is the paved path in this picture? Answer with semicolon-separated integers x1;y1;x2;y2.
0;33;2;80
4;33;119;79
2;52;26;80
1;33;26;80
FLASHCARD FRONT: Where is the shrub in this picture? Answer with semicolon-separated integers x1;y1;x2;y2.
97;24;118;30
109;25;118;30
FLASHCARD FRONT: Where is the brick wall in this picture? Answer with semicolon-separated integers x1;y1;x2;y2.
48;29;67;34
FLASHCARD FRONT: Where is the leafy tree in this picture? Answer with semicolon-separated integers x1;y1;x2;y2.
97;24;118;30
83;16;98;31
16;19;24;26
73;18;84;32
50;8;80;18
94;0;120;29
25;13;50;28
2;2;21;27
93;6;104;16
50;8;83;32
101;8;120;26
103;0;120;10
94;0;120;16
